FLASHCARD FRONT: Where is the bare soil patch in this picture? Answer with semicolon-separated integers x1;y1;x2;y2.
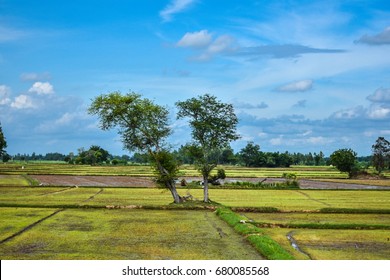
31;175;156;187
30;175;390;189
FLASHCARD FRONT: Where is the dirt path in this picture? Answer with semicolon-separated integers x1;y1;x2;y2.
31;175;156;187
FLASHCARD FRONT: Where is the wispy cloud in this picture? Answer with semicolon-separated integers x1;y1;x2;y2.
235;101;269;109
234;45;344;59
0;25;26;42
276;79;313;92
160;0;197;22
293;100;307;108
0;85;11;105
356;27;390;45
20;72;51;81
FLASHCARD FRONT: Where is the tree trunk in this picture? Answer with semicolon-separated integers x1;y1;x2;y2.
203;175;209;203
166;181;183;204
153;157;183;204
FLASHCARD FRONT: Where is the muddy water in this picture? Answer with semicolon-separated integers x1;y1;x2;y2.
286;230;312;259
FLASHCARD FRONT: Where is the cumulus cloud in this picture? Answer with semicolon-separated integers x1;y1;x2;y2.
28;82;54;95
177;30;237;61
0;85;11;105
10;95;35;109
368;105;390;119
367;87;390;103
276;79;313;92
356;27;390;45
177;30;212;48
160;0;196;22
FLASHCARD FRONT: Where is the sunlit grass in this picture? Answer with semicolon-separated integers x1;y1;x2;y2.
0;207;57;241
0;209;262;260
0;175;31;186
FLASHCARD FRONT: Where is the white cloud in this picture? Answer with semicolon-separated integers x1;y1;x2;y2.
276;79;313;92
367;87;390;103
368;105;390;119
10;95;35;109
177;30;212;48
160;0;196;22
28;82;54;95
0;85;11;105
177;30;237;61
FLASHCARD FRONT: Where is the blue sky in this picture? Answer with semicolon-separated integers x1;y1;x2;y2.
1;0;390;156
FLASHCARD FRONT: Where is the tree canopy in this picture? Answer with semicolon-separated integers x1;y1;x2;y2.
0;122;7;160
330;148;358;178
88;91;183;203
372;136;390;174
176;94;239;202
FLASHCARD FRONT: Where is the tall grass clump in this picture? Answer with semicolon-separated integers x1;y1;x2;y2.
223;180;299;189
215;207;295;260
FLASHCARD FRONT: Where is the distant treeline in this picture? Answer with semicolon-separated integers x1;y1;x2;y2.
9;142;372;168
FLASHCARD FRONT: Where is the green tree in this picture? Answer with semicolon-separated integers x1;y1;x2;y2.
176;94;239;202
372;136;390;174
0;122;7;160
239;142;261;167
330;148;358;178
88;91;183;203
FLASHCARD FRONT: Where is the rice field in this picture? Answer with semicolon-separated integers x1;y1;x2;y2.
0;163;389;260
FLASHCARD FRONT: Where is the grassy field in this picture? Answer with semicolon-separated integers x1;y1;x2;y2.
1;187;389;211
1;163;389;260
0;208;261;260
0;162;353;178
0;175;31;186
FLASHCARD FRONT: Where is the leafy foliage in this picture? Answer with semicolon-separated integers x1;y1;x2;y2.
371;136;390;173
329;148;359;178
0;122;7;160
88;91;182;203
176;94;239;202
74;146;110;165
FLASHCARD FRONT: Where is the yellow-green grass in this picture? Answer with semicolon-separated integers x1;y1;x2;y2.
258;228;390;260
0;208;262;260
314;179;390;187
209;189;390;211
0;187;103;207
0;175;31;186
0;208;57;240
0;163;347;178
305;190;390;209
1;187;389;212
242;212;390;227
